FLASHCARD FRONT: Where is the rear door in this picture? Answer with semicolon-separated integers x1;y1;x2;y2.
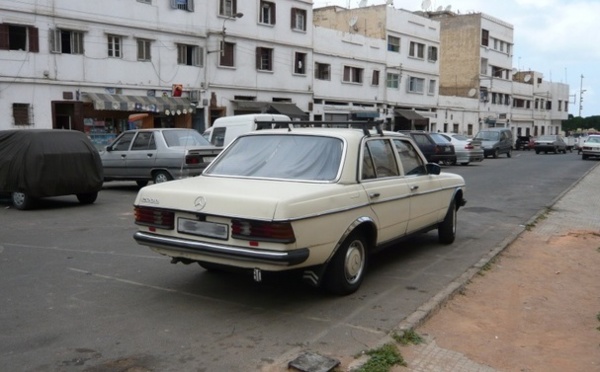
101;131;135;178
125;131;158;178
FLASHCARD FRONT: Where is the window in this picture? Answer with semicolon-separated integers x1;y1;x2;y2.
371;70;380;86
13;103;31;126
408;76;425;94
260;1;276;25
291;8;307;31
177;44;202;66
137;0;151;3
428;79;436;95
107;35;122;58
409;42;425;59
131;132;156;151
386;73;399;89
219;42;235;67
491;66;505;78
481;29;489;46
427;46;437;62
50;29;84;54
294;52;306;74
256;47;273;71
315;62;331;80
362;139;399;179
137;38;152;61
170;0;194;11
0;24;39;52
343;66;363;84
387;36;400;52
480;58;488;75
219;0;237;16
393;139;425;176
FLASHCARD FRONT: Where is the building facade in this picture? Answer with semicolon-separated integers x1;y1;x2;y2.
1;1;569;143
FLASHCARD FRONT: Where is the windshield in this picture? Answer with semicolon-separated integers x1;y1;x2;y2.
163;129;210;147
537;135;556;141
429;133;450;144
474;131;499;141
205;134;343;181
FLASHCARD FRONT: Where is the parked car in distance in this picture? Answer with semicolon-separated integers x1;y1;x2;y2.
100;128;222;187
473;128;513;158
438;133;484;165
534;134;568;154
133;122;467;295
399;131;457;165
515;135;534;150
580;134;600;159
0;129;103;210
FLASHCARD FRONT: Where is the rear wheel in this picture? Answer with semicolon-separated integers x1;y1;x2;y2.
493;149;499;158
76;192;98;205
12;192;34;210
153;171;172;184
323;232;367;295
438;199;457;244
507;149;512;158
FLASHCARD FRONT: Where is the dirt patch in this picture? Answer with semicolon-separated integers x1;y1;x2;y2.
396;230;600;371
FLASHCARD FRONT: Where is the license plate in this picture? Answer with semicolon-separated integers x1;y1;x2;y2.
445;147;451;152
178;218;228;239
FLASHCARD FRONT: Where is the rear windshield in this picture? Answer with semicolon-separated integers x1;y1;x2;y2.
163;130;210;147
205;134;343;181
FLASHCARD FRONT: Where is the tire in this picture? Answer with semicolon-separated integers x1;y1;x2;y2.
536;150;540;154
76;192;98;205
493;149;499;158
582;154;588;160
153;171;172;184
12;192;34;210
438;199;457;244
553;147;558;154
507;149;512;158
136;180;149;187
323;232;368;295
460;162;469;166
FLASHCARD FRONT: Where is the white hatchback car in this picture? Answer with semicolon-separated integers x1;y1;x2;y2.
133;123;467;295
581;134;600;159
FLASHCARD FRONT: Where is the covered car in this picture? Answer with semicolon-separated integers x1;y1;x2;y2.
0;129;103;210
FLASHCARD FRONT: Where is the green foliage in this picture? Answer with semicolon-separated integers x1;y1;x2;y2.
358;343;406;372
562;115;600;134
392;329;425;345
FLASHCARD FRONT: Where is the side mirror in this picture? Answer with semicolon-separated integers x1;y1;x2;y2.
426;163;441;175
105;145;113;152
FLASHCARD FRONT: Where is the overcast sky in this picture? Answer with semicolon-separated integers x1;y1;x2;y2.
313;0;599;117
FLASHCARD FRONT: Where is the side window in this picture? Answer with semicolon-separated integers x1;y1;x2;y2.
394;139;426;176
131;132;155;150
363;139;399;179
211;127;226;147
111;132;135;151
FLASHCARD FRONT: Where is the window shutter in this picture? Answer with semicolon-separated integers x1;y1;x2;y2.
187;0;194;12
49;29;60;53
29;27;39;52
291;9;296;29
169;0;177;9
272;3;276;24
256;47;261;69
0;24;9;50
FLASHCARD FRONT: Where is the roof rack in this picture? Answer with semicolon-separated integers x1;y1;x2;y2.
254;120;385;136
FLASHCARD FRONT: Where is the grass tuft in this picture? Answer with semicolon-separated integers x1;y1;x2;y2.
357;343;406;372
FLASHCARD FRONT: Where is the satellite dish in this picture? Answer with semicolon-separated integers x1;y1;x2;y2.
348;16;358;27
445;5;452;11
436;6;443;11
358;0;367;7
421;0;431;11
524;74;532;82
468;88;477;97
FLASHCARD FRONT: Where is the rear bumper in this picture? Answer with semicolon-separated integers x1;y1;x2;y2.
134;231;310;266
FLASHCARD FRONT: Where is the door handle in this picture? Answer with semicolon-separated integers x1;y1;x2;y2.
369;192;380;198
410;185;419;191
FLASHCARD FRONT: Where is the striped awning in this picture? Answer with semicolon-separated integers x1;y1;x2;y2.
83;92;196;115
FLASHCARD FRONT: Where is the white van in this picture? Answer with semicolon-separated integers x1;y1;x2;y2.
205;114;291;147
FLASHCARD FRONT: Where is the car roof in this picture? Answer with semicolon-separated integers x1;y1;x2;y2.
240;126;409;142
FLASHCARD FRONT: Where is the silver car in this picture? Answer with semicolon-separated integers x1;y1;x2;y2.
100;128;221;187
438;133;484;165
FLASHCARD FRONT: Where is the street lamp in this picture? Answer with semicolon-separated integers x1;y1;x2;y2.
579;74;585;117
207;12;244;55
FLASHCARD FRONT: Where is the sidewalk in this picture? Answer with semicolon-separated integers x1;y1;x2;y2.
352;163;600;371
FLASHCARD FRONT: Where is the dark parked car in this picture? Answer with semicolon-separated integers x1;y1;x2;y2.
0;129;103;210
515;135;534;150
100;128;222;187
534;134;568;154
399;131;456;165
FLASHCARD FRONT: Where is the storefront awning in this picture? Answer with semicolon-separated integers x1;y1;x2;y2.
233;101;308;120
83;92;196;115
394;109;426;120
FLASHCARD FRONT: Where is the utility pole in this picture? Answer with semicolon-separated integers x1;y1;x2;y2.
579;74;585;117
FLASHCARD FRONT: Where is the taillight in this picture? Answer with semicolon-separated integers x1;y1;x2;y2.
464;143;474;150
185;154;201;165
434;145;442;154
134;206;175;230
231;219;296;243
